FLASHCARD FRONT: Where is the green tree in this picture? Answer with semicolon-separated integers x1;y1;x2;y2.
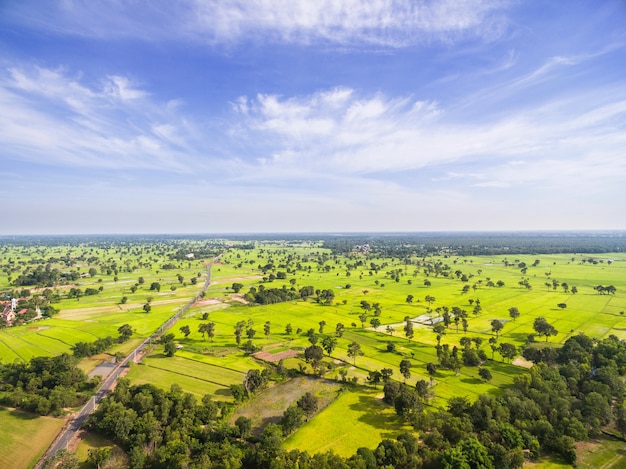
87;447;111;469
533;317;558;342
491;319;504;338
280;405;304;436
399;359;412;383
426;362;437;386
179;325;191;338
117;324;133;342
359;313;368;328
297;392;319;418
368;370;383;388
347;341;364;365
304;345;324;374
235;416;252;439
370;317;381;330
508;307;520;322
234;321;246;345
149;282;161;292
478;367;492;382
321;335;337;356
404;317;414;341
498;342;517;363
164;340;177;357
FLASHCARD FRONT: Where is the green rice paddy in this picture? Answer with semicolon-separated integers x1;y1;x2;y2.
2;242;626;467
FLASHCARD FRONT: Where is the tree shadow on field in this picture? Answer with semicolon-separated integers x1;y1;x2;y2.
507;332;530;342
460;377;483;386
251;415;282;437
348;395;401;440
9;408;39;420
215;388;232;397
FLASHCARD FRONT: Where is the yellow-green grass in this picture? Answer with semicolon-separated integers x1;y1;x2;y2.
0;407;65;469
125;362;230;399
76;353;115;374
175;349;263;373
284;387;412;457
575;436;626;469
3;246;626;464
525;458;571;469
0;302;185;362
125;352;256;400
74;430;127;466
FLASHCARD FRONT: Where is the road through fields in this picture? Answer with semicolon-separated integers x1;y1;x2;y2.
34;257;219;468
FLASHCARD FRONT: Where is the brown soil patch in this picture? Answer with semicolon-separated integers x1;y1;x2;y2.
253;349;300;362
192;298;224;307
229;294;249;305
230;377;342;436
512;357;533;368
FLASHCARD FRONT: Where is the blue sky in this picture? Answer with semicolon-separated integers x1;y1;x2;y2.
1;1;625;234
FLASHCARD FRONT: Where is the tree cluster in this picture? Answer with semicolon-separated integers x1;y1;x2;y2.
0;353;93;415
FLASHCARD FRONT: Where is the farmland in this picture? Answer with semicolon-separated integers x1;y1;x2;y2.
1;234;626;468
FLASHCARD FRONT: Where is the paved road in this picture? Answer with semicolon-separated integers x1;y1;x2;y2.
35;257;219;467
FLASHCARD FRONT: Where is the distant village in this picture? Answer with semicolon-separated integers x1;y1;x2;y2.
1;296;43;327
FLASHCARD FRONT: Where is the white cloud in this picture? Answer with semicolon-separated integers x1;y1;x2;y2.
104;76;147;100
7;0;511;47
0;64;202;172
231;83;626;194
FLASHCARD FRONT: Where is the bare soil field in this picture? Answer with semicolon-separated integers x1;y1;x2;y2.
230;377;342;436
253;349;300;362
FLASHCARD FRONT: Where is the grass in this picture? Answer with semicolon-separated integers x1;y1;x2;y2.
73;430;127;468
124;352;254;400
284;387;411;457
2;244;626;466
231;376;343;436
575;436;626;469
0;407;65;469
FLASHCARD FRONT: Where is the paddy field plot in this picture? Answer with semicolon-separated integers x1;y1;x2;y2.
0;407;65;469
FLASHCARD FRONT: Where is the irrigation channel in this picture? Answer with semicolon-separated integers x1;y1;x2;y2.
34;256;220;468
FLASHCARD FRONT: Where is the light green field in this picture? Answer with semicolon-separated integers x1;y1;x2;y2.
575;437;626;469
2;243;626;467
0;407;65;469
73;430;127;466
284;387;412;457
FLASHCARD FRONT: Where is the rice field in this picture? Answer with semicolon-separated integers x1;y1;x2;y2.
2;242;626;467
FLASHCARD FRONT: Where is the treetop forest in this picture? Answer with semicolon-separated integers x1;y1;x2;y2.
0;232;625;469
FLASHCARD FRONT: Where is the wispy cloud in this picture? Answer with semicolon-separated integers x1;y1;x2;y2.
230;81;626;192
0;64;200;171
6;0;512;47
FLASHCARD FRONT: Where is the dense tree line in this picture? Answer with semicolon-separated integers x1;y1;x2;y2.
242;285;335;306
322;232;626;256
82;333;626;468
244;286;299;305
13;265;62;287
0;353;94;416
